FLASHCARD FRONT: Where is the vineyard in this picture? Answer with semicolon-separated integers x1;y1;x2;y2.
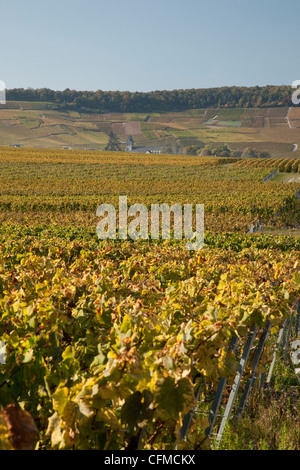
234;156;300;173
0;147;299;451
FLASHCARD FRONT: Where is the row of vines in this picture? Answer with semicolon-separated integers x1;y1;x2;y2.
234;157;300;173
0;227;299;450
0;148;299;450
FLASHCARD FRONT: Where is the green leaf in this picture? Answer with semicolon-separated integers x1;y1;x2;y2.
293;272;300;284
52;386;69;414
23;349;33;363
121;390;154;430
155;377;195;420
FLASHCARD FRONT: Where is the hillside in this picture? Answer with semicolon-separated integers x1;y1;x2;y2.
0;100;300;158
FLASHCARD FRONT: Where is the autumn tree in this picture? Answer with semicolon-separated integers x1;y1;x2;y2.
105;131;121;151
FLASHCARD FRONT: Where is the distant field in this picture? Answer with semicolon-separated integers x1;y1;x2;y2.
0;102;300;157
289;107;300;128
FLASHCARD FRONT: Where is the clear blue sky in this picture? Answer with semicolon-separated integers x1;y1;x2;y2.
1;0;299;92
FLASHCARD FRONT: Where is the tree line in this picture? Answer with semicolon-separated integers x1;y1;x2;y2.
183;143;272;158
6;85;293;113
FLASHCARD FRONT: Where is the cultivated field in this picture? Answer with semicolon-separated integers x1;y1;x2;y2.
1;102;300;158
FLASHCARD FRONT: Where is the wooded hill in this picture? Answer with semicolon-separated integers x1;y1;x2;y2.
6;85;294;113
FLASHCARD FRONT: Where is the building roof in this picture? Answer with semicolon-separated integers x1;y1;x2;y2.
131;146;161;153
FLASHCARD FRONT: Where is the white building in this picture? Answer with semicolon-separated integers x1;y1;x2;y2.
125;135;161;154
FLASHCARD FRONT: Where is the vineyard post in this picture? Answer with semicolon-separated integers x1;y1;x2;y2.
178;377;204;443
266;327;284;384
258;371;266;391
290;340;300;381
281;319;289;357
249;371;259;408
215;325;257;447
294;299;300;337
235;321;271;421
283;310;295;364
206;335;239;438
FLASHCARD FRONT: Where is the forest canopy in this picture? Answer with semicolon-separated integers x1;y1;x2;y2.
6;85;294;113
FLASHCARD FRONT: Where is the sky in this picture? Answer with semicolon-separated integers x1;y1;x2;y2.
0;0;299;92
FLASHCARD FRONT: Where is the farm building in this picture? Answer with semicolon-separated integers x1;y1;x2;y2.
125;135;161;154
125;135;134;152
